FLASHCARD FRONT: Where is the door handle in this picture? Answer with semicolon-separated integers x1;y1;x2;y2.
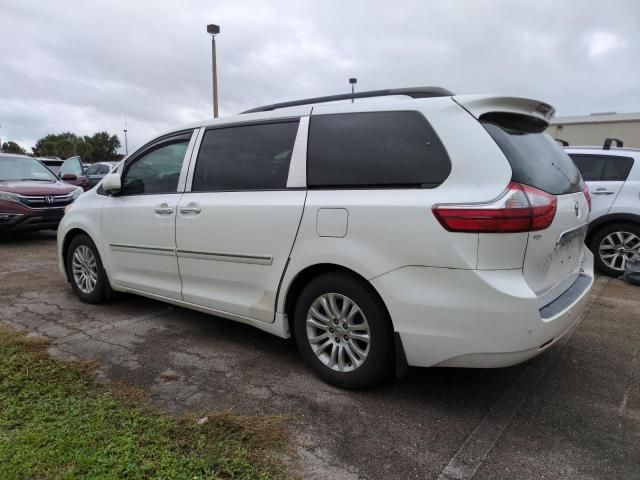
592;190;614;195
179;205;201;215
154;205;174;214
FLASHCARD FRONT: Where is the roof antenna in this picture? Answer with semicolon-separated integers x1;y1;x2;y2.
349;78;357;103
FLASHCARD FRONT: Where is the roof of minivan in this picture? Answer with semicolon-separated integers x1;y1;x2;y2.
155;91;555;147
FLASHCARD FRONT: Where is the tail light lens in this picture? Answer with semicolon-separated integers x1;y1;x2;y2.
433;182;557;233
583;184;592;212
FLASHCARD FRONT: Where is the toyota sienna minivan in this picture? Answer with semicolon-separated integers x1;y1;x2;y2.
58;87;594;388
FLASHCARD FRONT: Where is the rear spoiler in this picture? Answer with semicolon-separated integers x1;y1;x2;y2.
452;95;555;125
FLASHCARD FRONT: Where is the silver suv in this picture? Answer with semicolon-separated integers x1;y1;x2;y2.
566;139;640;276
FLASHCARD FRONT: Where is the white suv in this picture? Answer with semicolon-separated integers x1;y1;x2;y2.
58;88;594;388
565;141;640;276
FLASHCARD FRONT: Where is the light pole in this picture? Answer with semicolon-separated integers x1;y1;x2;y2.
349;78;357;103
123;116;129;155
207;24;220;118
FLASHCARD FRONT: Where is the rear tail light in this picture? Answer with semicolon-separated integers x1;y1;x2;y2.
433;182;557;233
583;184;592;212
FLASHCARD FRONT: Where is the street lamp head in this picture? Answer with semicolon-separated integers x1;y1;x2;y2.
207;24;220;35
349;78;357;84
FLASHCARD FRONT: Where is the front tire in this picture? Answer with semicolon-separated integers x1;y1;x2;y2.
66;234;110;304
590;222;640;277
293;272;393;389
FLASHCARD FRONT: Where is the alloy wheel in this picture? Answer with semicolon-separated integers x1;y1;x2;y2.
306;293;371;372
599;231;640;272
72;245;98;294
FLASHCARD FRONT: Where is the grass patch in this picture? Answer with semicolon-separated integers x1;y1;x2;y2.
0;328;289;479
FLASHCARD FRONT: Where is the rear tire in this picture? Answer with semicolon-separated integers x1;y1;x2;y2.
66;234;110;304
293;272;394;389
590;222;640;277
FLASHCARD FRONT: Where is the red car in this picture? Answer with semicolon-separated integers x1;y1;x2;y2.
0;153;84;232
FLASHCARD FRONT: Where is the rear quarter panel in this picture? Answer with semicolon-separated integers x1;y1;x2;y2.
278;97;514;313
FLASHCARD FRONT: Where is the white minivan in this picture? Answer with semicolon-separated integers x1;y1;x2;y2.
58;87;594;388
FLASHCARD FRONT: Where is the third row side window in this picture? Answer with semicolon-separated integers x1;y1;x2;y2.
306;111;451;188
192;121;299;191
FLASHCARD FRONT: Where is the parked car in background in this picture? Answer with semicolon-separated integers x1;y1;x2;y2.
85;161;118;188
38;155;91;191
58;87;594;388
58;156;90;191
566;139;640;276
38;157;64;174
0;153;83;232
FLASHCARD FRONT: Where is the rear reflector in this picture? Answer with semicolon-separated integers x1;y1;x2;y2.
433;182;557;233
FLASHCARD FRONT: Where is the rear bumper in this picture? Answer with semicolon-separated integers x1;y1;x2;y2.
371;248;594;368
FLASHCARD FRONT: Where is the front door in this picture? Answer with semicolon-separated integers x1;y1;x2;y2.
176;120;306;322
101;131;194;300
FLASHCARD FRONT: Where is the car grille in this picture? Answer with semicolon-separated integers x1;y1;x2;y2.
18;193;74;209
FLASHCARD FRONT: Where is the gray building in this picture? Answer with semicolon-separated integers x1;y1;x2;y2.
547;112;640;148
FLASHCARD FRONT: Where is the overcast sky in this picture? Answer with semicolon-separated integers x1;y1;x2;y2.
1;0;638;153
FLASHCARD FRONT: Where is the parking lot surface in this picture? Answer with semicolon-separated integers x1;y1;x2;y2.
1;231;639;480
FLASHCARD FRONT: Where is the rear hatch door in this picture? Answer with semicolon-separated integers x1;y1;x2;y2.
455;95;589;306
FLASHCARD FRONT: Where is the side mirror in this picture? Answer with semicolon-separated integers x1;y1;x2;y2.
62;173;78;181
102;173;122;193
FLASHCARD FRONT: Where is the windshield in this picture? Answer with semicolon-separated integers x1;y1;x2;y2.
0;156;58;182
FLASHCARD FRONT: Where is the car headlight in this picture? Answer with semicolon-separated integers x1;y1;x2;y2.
71;187;83;200
0;191;20;203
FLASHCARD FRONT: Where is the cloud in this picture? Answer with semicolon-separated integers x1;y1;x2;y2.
585;31;625;57
1;0;639;154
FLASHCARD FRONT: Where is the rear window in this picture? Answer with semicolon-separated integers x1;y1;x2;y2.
481;113;582;195
307;111;451;188
569;154;634;182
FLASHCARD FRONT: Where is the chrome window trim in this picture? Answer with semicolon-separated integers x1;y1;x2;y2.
286;115;309;188
184;127;206;192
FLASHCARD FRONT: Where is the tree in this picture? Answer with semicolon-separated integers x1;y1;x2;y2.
1;141;27;155
56;138;76;159
32;133;79;158
84;132;121;162
31;131;121;162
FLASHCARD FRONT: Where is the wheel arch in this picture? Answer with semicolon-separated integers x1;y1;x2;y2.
587;213;640;245
61;228;99;279
281;262;408;378
282;263;392;336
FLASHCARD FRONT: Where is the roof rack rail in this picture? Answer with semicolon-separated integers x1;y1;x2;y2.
241;86;454;114
603;137;623;150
